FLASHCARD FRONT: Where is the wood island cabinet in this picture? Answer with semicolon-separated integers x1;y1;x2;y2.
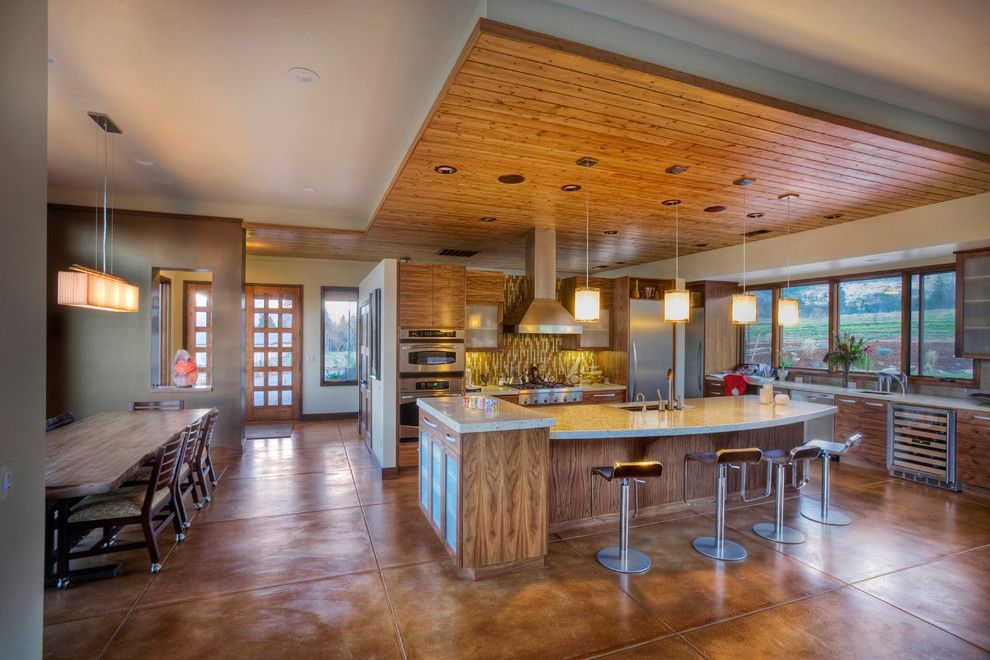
834;395;888;469
398;263;466;328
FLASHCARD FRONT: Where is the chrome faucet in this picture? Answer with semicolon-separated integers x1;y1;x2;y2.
666;368;682;410
878;369;908;393
635;392;647;413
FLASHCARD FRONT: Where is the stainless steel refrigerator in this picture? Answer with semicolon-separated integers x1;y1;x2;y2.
684;302;706;399
628;299;675;401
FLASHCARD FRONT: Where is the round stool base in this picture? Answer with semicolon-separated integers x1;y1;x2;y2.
597;547;652;574
692;536;747;561
800;503;852;526
753;522;805;544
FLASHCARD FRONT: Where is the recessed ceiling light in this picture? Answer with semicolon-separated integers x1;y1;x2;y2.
661;199;681;206
704;205;728;213
498;174;525;184
150;176;174;185
615;261;626;265
434;165;457;175
694;243;709;248
604;230;618;235
576;156;599;168
133;157;154;167
824;213;844;220
666;165;689;175
301;185;316;192
399;257;412;264
561;184;582;192
734;177;756;187
480;216;497;223
746;212;765;218
287;67;320;83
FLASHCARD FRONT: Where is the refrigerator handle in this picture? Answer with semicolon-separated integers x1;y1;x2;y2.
696;340;704;391
630;341;638;401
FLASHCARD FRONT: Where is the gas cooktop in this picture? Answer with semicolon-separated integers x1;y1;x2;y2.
508;382;573;391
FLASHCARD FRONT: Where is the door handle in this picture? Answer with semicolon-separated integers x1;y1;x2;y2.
696;341;704;390
972;415;990;422
631;342;638;400
592;393;616;398
838;398;858;404
864;402;885;408
445;433;457;444
422;417;438;429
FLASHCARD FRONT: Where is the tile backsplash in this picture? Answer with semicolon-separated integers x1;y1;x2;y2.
466;334;596;383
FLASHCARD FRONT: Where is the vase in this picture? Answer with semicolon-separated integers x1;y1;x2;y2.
840;364;851;388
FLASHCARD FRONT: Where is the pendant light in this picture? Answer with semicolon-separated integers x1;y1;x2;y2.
777;192;800;327
662;196;689;322
573;156;600;323
57;112;139;312
731;178;758;325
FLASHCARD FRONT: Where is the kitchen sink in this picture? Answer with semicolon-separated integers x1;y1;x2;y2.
616;403;693;411
858;389;894;395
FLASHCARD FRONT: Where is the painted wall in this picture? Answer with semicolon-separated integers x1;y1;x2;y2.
47;207;246;446
359;260;398;468
244;256;376;415
0;0;46;654
607;193;990;284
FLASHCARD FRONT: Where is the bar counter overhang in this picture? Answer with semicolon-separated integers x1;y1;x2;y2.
416;395;836;578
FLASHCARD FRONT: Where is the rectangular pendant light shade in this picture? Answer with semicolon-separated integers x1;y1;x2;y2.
777;297;800;327
731;293;758;325
663;289;690;322
57;265;139;313
574;286;601;323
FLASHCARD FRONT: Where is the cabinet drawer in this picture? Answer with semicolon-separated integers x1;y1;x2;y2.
585;389;625;402
420;411;460;450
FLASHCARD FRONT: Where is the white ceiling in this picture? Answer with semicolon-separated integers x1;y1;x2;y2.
549;0;990;131
48;0;990;233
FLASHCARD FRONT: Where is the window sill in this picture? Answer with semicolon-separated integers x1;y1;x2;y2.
321;381;358;387
152;385;214;393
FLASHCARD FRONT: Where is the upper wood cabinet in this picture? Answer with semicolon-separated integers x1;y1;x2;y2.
956;247;990;358
698;281;741;374
398;263;466;328
465;270;505;305
465;271;505;351
559;276;614;349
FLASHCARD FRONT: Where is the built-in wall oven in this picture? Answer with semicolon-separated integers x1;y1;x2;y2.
398;329;465;375
399;377;464;443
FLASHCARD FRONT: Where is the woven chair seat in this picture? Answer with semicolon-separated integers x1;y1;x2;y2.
69;486;170;522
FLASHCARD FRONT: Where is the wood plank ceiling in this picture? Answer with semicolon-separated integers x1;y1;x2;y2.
246;19;990;273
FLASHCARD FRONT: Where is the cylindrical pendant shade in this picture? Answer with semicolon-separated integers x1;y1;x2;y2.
731;293;758;325
574;286;600;323
777;297;800;327
663;289;690;322
57;265;139;312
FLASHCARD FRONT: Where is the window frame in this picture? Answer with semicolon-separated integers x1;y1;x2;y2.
320;286;359;387
738;264;977;388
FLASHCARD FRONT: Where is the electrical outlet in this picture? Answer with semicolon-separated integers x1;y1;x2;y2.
0;462;11;501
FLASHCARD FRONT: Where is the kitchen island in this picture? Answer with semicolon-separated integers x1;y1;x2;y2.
417;395;836;579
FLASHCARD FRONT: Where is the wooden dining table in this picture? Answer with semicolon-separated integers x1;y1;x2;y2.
45;408;212;585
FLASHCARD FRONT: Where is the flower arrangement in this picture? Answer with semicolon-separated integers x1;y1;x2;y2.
823;332;875;387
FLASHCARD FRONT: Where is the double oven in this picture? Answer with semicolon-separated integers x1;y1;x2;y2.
398;329;465;444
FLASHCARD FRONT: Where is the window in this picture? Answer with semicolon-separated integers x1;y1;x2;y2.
185;282;214;386
742;289;773;365
909;271;973;380
837;276;902;372
321;287;358;385
779;283;830;370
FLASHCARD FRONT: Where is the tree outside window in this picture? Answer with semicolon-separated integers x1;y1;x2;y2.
321;287;358;385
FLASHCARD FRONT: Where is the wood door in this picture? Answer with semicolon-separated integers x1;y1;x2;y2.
433;265;466;328
245;285;302;421
398;263;434;328
183;281;213;386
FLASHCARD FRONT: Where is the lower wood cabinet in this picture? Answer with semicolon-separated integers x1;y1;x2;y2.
835;396;888;469
583;388;625;403
956;410;990;490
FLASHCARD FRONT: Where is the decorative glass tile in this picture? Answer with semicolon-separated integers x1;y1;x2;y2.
267;313;279;328
253;353;265;368
253;313;265;328
253;372;264;387
281;314;292;328
282;297;293;309
267;352;279;367
281;371;292;386
267;372;278;387
281;332;292;347
281;390;292;405
281;352;292;367
254;297;265;309
268;332;279;347
268;297;279;309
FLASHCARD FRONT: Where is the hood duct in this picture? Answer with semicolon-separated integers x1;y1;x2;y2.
506;228;583;335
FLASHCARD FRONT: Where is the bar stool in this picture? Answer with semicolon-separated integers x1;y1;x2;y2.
752;443;822;544
683;448;763;561
800;433;863;526
590;460;664;573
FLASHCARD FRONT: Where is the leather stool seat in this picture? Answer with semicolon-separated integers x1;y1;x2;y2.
686;448;764;465
801;434;863;526
753;443;821;544
590;460;663;574
592;461;663;481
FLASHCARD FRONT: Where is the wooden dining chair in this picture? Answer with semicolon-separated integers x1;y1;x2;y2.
130;400;184;411
193;408;221;502
173;417;207;529
56;429;188;587
45;411;75;432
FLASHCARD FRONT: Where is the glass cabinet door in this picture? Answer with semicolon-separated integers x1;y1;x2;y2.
431;442;443;528
444;453;458;551
419;431;430;510
466;303;500;350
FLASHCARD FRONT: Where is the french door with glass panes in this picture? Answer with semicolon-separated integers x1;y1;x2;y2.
245;284;302;421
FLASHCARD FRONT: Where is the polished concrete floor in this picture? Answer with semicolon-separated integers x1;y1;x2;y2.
44;421;990;659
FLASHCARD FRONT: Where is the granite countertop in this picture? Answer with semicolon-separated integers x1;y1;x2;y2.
548;395;835;440
417;396;556;434
705;374;990;412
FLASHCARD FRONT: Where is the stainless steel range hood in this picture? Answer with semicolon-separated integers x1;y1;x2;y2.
506;228;582;335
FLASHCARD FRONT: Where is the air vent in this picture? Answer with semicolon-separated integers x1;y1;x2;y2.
436;248;480;257
743;229;771;237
